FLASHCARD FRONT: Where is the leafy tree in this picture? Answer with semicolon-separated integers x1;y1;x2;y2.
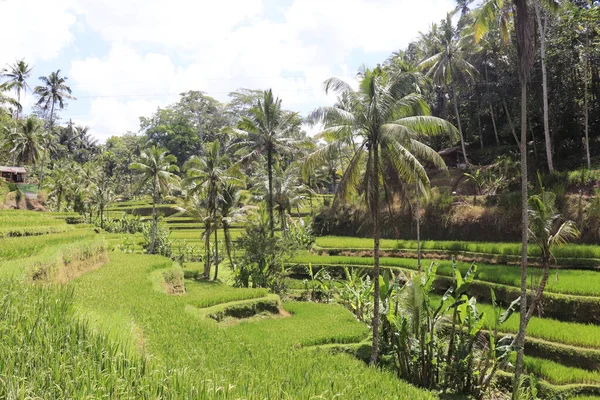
419;14;478;165
1;59;32;119
236;89;300;238
305;67;457;364
183;141;239;279
129;147;180;254
10;116;44;167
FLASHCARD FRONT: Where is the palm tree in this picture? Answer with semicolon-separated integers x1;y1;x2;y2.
236;89;299;238
183;141;239;279
1;59;32;119
219;181;255;268
418;14;478;166
10;116;44;167
34;70;74;185
0;82;22;116
129;147;179;254
44;162;71;212
304;68;458;364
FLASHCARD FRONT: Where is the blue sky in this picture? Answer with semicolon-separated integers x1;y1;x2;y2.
1;0;456;142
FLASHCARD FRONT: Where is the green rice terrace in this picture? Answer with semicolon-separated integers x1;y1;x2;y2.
2;201;600;399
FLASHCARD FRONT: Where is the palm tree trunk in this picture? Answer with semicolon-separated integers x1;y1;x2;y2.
224;222;234;268
213;220;219;281
503;99;520;147
584;61;591;169
478;112;484;149
534;2;554;173
150;191;157;254
415;168;422;273
370;142;381;365
267;145;275;238
451;85;469;167
513;79;529;397
484;63;499;147
203;222;211;278
39;101;55;186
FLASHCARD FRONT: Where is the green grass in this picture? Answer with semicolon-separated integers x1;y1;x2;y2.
523;356;600;385
70;252;435;399
0;280;257;399
0;228;98;261
292;252;600;297
315;236;600;260
428;294;600;349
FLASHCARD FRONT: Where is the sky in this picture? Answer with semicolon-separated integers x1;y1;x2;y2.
0;0;457;142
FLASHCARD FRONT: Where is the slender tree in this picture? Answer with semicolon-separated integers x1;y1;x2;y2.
1;59;32;119
419;14;478;166
184;141;239;279
236;89;299;238
304;67;457;364
129;147;179;254
34;70;74;185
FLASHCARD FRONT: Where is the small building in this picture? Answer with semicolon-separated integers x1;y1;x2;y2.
0;166;27;183
438;147;467;169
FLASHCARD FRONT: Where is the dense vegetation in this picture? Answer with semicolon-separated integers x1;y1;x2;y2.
1;0;600;399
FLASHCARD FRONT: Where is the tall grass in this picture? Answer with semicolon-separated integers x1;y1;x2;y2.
70;252;435;399
315;236;600;260
292;253;600;297
522;356;600;385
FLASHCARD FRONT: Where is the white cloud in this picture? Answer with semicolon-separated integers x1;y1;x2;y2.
61;0;456;141
0;0;77;67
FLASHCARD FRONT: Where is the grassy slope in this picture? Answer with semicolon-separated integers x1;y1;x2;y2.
291;252;600;297
71;252;435;399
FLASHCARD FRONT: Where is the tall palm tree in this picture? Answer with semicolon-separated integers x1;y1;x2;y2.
304;68;458;364
1;59;32;119
236;89;299;238
10;116;44;167
34;70;73;128
129;147;179;254
0;82;22;116
34;70;74;185
219;181;254;268
418;14;478;166
183;141;239;279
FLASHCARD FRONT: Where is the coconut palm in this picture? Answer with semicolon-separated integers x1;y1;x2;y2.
10;116;44;167
44;162;72;212
219;181;255;268
129;147;179;254
1;59;32;118
304;67;458;364
418;14;478;166
236;89;299;238
183;141;239;279
34;70;74;128
0;82;22;116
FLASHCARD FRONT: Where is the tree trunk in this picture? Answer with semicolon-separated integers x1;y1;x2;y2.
503;99;520;147
584;54;591;169
485;63;499;147
478;112;484;150
213;220;219;281
534;2;554;173
451;85;469;166
267;144;275;238
224;222;234;268
370;142;381;365
149;188;157;254
203;222;211;278
415;168;422;272
39;100;55;186
513;79;529;397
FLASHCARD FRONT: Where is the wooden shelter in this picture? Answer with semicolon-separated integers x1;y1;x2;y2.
438;147;467;169
0;166;27;183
